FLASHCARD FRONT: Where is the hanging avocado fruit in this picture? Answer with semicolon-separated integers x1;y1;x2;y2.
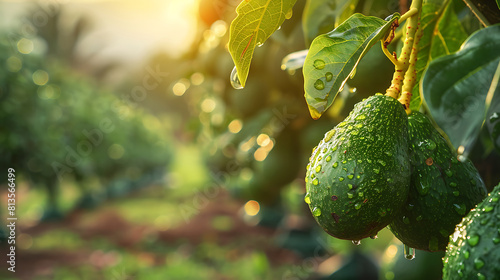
305;94;410;241
389;112;487;252
442;183;500;279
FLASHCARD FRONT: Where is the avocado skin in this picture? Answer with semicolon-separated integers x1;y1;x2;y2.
389;112;487;251
442;183;500;279
305;95;410;241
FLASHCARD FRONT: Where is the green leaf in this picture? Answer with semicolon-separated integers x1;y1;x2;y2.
409;0;468;111
302;0;359;46
303;13;399;119
228;0;297;88
422;24;500;151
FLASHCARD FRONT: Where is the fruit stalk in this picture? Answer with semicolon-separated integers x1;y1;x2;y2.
398;21;423;114
385;0;422;99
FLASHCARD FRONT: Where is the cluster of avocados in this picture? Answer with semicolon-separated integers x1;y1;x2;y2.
304;93;487;251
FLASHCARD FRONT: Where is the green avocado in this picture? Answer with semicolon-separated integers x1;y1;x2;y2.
389;112;487;251
305;94;410;241
442;182;500;279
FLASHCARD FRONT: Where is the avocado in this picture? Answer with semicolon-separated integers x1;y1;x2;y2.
442;182;500;279
305;94;410;241
389;112;487;251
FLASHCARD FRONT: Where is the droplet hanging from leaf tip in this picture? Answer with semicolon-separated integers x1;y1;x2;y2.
285;9;293;19
404;244;415;260
230;66;243;89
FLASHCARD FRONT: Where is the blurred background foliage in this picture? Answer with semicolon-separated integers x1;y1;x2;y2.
0;0;498;279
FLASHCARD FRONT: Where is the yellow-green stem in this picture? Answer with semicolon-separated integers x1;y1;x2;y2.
399;21;422;114
385;0;422;100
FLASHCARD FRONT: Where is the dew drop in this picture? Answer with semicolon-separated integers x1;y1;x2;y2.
464;250;470;259
453;203;466;215
355;114;366;121
417;182;430;196
467;235;479;246
404;244;415;260
425;139;437;150
347;193;354;199
304;194;311;204
354;203;362;209
312;207;322;217
358;192;364;197
493;237;500;244
352;240;361;245
313;59;326;70
333;162;338;168
347;174;354;179
348;184;353;189
230;66;244;89
373;168;380;174
326;155;332;162
484;206;494;212
377;160;387;167
445;169;453;177
314;79;325;90
403;216;410;224
450;182;458;188
474;258;485;270
312;178;319;186
339;177;344;182
316;165;322;172
325;72;333;82
285;9;293;19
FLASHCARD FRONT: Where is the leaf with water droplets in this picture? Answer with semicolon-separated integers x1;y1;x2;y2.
303;13;399;119
228;0;297;88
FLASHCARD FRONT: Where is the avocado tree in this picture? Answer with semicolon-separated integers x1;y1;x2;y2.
226;0;500;275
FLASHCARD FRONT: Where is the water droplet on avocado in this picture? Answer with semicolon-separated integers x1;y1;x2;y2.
314;79;325;90
416;215;423;221
347;174;354;179
355;123;363;128
417;182;429;195
450;182;458;188
377;160;386;166
474;258;485;269
326;155;332;162
403;216;410;224
354;203;362;209
467;235;479;246
339;177;344;182
312;178;319;185
445;169;453;177
493;237;500;244
453;203;466;215
333;162;338;168
230;66;244;89
404;244;415;260
425;139;437;150
352;240;361;245
484;206;494;212
358;192;363;197
313;59;325;70
348;193;354;199
325;72;333;82
477;273;486;280
316;165;322;172
453;191;460;196
312;207;322;216
373;168;380;174
304;194;311;204
355;114;366;120
464;250;470;259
